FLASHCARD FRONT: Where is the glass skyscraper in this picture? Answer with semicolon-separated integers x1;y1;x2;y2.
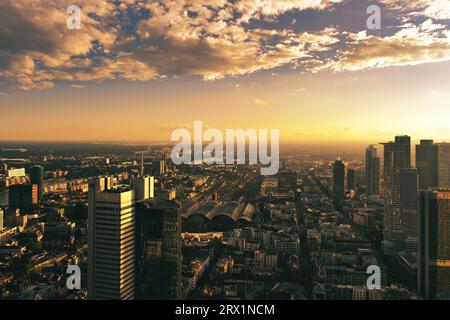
382;136;411;255
418;190;450;299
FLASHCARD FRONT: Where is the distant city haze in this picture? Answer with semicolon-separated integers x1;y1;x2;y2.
1;64;449;142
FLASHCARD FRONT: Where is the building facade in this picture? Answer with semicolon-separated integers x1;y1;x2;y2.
416;140;438;190
88;177;136;300
30;165;44;201
418;190;450;299
136;199;182;300
382;136;411;255
333;158;345;210
437;143;450;189
400;167;418;251
365;145;380;196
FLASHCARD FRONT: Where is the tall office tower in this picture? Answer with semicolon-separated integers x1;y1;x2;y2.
1;162;7;175
159;160;166;175
437;143;450;188
8;184;38;211
88;177;136;300
382;135;411;255
418;190;450;299
365;145;380;195
333;158;345;210
131;176;154;201
30;165;44;201
150;159;166;176
140;153;145;176
347;168;356;190
0;208;4;230
162;200;182;299
87;177;107;300
163;152;172;172
416;140;438;190
135;199;182;300
400;168;418;251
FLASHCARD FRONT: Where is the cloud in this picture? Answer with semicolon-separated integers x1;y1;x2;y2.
329;20;450;72
293;88;306;96
331;122;353;133
253;98;269;106
0;0;117;90
0;0;449;90
380;0;450;20
70;84;85;89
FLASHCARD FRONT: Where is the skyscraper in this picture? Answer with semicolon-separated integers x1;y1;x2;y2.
30;165;44;201
8;184;38;211
400;167;418;251
382;135;411;255
416;140;438;190
1;162;7;175
88;177;136;300
162;200;182;299
0;208;4;230
140;153;145;176
87;177;108;300
131;176;154;201
437;143;450;189
365;145;380;196
153;160;166;176
418;190;450;299
136;199;182;300
333;158;345;210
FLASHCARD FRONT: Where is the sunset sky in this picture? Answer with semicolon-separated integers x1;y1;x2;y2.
0;0;449;143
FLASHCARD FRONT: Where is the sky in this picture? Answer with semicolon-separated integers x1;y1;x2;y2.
0;0;449;144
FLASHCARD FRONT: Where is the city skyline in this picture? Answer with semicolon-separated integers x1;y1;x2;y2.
3;0;450;308
1;133;450;302
0;0;449;142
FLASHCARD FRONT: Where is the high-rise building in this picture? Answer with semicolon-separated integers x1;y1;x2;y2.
136;199;182;300
162;200;182;299
437;143;450;189
131;176;154;201
382;135;411;255
416;140;438;190
400;168;418;251
333;158;345;210
30;165;44;201
87;177;108;300
0;208;4;230
1;162;7;175
347;168;356;190
8;184;38;211
88;177;136;300
418;190;450;299
156;160;166;176
365;145;380;196
140;153;145;176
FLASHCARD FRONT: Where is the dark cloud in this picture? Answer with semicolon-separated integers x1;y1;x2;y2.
0;0;449;91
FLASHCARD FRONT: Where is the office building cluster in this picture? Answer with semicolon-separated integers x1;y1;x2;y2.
0;139;449;300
